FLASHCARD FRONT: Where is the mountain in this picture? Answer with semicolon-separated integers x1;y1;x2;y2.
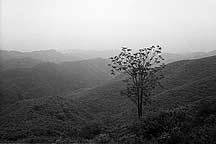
152;74;216;110
0;58;112;110
0;58;113;142
162;49;216;63
208;50;216;55
0;50;26;60
1;49;216;64
0;49;81;63
155;55;216;93
0;57;42;71
63;49;216;63
60;58;111;85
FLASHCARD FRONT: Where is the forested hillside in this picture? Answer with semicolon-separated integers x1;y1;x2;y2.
0;58;112;111
75;56;216;119
0;55;216;143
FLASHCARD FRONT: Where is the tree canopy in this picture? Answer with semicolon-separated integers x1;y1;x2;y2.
109;45;165;118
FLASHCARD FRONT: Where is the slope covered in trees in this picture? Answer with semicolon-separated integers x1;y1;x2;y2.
0;58;112;110
74;55;216;121
0;54;216;143
0;96;96;143
152;74;216;110
0;57;42;71
156;55;216;93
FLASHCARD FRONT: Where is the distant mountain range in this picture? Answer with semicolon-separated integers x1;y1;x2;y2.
1;49;216;65
0;49;81;63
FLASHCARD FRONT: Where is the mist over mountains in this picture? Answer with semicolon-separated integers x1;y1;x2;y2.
1;49;216;65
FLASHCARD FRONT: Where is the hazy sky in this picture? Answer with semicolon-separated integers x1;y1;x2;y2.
1;0;216;53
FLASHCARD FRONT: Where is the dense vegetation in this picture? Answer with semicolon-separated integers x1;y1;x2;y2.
111;96;216;144
0;51;216;143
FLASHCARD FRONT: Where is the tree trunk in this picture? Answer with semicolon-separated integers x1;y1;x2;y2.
140;87;143;118
137;86;141;119
137;87;143;119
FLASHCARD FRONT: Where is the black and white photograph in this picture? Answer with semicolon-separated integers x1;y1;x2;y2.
0;0;216;143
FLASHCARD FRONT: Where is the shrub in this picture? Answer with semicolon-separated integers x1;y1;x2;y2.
78;122;103;139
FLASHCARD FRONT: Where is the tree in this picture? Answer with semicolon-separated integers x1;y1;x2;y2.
108;45;165;118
